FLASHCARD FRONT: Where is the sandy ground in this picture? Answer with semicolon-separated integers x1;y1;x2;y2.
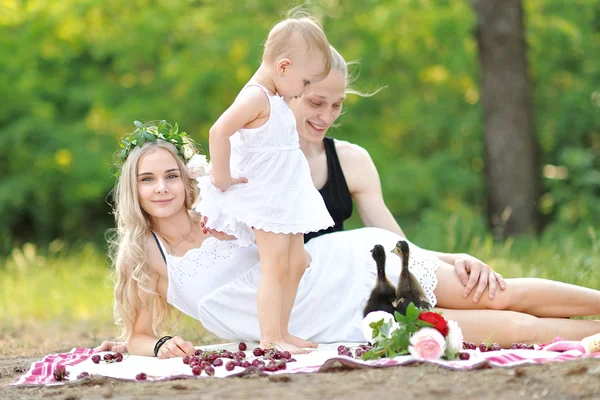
2;324;600;400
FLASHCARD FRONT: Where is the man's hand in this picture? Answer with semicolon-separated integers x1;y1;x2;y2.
454;254;506;303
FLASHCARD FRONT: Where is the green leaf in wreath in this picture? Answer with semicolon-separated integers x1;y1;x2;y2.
134;120;143;128
143;131;156;141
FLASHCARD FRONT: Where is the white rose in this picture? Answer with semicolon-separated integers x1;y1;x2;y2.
186;154;209;179
445;320;464;355
362;311;399;344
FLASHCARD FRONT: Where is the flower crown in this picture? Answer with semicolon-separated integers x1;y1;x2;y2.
114;120;209;179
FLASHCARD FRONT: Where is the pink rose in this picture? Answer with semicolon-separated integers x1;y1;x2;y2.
408;327;446;360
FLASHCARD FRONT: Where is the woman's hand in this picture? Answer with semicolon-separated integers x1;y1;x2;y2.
201;216;237;240
156;336;196;359
94;340;128;353
453;254;506;302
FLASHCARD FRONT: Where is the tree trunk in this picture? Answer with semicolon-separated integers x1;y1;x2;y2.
472;0;542;237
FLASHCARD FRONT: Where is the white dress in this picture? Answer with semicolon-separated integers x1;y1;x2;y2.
159;227;441;343
196;84;334;246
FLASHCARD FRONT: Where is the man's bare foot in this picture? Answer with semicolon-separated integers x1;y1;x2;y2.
260;340;311;355
283;334;318;349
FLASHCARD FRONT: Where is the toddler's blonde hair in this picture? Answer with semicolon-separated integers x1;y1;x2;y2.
263;9;332;81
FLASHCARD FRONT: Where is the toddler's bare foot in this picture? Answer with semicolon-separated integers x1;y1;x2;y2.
260;340;311;355
283;334;318;349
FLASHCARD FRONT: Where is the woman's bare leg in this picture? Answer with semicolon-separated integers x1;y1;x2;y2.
434;261;600;317
438;308;600;347
254;230;308;354
280;234;317;348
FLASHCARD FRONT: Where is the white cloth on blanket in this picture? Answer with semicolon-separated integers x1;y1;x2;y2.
61;343;592;382
159;227;441;343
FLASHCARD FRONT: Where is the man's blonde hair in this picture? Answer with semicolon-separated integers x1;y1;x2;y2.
263;9;332;80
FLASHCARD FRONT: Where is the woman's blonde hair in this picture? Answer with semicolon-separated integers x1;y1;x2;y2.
329;45;382;97
108;125;199;342
263;8;332;81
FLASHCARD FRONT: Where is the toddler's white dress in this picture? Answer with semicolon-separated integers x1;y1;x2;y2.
159;227;441;343
196;84;333;246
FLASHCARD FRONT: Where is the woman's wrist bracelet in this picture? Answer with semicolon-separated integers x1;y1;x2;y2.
153;335;173;357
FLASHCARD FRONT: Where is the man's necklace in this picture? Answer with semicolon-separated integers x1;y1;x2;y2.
157;223;194;255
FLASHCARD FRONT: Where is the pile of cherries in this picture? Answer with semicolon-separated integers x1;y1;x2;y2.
336;344;373;358
180;342;297;377
91;352;124;364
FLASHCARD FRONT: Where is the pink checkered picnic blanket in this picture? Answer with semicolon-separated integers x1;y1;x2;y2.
11;340;600;386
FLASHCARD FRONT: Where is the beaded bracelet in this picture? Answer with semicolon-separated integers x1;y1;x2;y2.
153;335;173;357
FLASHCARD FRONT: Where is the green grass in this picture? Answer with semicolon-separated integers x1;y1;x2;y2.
2;225;599;331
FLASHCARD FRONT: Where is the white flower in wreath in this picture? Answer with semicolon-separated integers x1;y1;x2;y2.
186;154;209;179
183;146;195;161
445;320;464;354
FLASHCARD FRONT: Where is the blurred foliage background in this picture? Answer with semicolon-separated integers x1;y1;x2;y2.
0;0;599;255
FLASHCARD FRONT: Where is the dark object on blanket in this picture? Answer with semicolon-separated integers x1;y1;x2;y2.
391;240;431;315
363;244;397;317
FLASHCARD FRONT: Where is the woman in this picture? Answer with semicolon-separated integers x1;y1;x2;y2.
291;46;503;304
97;117;600;358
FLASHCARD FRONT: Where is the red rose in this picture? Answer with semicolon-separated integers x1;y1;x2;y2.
418;312;449;336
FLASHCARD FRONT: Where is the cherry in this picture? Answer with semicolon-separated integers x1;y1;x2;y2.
253;347;264;357
194;349;203;356
278;361;287;370
204;365;215;376
241;361;251;368
510;343;520;350
527;344;535;350
236;351;246;359
53;365;69;381
212;358;223;367
77;372;89;379
459;352;471;360
238;342;247;351
463;341;476;350
207;353;217;362
355;349;365;357
281;351;291;360
489;344;501;351
114;353;124;362
266;362;278;372
91;355;101;364
252;359;264;367
183;356;191;364
135;372;147;380
478;343;488;352
103;354;113;361
225;361;236;371
191;365;202;376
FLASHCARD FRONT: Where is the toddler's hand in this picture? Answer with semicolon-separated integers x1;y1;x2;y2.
210;172;248;191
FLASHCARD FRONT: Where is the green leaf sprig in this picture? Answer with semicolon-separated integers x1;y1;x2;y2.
362;303;437;360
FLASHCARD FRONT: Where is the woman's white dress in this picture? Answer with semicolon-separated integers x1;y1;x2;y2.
159;227;440;343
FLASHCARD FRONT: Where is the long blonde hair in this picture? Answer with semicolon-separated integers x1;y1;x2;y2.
329;45;382;97
108;129;199;342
